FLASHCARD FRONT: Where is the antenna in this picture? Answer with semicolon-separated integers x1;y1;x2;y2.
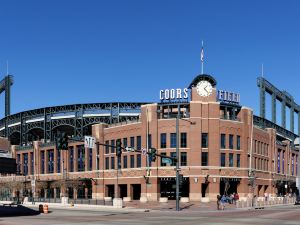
201;41;204;74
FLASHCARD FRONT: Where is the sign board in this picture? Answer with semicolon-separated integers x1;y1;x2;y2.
125;147;135;152
141;148;147;156
217;90;240;104
84;136;96;149
160;88;188;101
162;157;172;164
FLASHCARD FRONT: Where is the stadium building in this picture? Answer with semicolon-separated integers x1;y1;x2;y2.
0;73;299;202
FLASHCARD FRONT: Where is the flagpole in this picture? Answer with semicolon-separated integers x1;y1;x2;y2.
201;41;204;74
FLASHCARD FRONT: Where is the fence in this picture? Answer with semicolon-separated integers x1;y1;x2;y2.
68;198;113;206
236;197;296;209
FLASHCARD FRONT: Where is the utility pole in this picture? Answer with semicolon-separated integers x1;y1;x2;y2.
176;106;180;211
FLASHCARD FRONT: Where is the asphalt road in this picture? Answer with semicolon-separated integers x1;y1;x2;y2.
1;205;300;225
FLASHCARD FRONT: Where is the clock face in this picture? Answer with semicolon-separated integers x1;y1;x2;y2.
196;80;213;97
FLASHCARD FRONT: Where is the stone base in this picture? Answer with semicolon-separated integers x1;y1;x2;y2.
104;197;112;202
159;197;168;203
140;197;148;203
92;193;104;199
201;197;210;203
23;197;29;203
61;197;69;205
189;193;201;201
180;197;189;203
123;197;132;202
113;198;123;208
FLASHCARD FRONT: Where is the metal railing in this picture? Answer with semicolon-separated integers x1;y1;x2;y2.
68;198;113;206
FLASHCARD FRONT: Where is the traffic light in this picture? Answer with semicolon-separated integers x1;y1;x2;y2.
116;139;122;157
150;148;157;162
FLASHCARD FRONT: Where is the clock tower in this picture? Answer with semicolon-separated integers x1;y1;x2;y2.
188;74;217;102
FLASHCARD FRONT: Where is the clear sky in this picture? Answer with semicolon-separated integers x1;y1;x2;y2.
0;0;300;128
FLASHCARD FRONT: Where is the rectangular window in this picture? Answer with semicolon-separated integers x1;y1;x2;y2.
161;152;166;167
89;148;93;171
229;153;234;167
123;138;128;148
123;155;128;169
201;133;208;148
221;153;226;167
160;133;167;148
41;151;45;174
69;147;74;172
180;133;187;148
105;157;109;170
148;134;152;148
117;156;121;169
229;135;234;149
48;150;54;174
201;152;208;166
292;155;295;176
130;137;135;148
237;154;240;168
180;152;187;166
17;154;21;174
137;136;141;150
282;151;285;174
170;152;176;166
137;154;141;168
78;145;85;172
23;153;28;175
277;150;281;173
111;140;115;154
57;149;61;173
170;133;177;148
105;140;109;154
221;134;226;149
111;157;115;170
30;152;34;175
237;135;241;150
130;155;135;168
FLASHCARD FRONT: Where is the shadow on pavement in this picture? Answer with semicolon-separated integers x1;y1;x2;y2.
0;205;40;217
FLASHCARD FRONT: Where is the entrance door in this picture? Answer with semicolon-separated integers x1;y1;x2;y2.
131;184;141;200
119;184;127;198
106;185;115;198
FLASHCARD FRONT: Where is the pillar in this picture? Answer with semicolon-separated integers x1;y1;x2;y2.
189;178;201;201
272;93;276;123
282;100;286;129
291;106;294;133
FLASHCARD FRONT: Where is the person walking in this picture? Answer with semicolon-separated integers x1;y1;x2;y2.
220;195;227;210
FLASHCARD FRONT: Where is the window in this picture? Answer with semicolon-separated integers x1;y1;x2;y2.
111;157;115;170
105;157;109;170
30;152;34;175
123;155;128;169
229;153;234;167
23;153;28;175
41;151;45;174
57;148;61;173
201;152;208;166
221;134;226;149
160;133;167;148
48;150;54;174
69;147;74;172
78;145;85;172
180;133;187;148
229;135;234;149
282;151;285;174
111;140;115;153
123;138;128;148
292;155;294;176
130;137;135;148
170;152;176;166
237;135;241;150
17;154;21;174
221;153;226;167
89;148;93;171
117;156;121;169
160;152;166;167
277;151;281;173
180;152;187;166
148;134;152;148
170;133;177;148
237;154;240;168
137;154;141;168
130;155;135;168
105;140;109;154
202;133;208;148
137;136;141;150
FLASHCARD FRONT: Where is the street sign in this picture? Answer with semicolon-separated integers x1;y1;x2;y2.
141;148;147;156
162;157;172;164
84;136;96;148
125;147;135;152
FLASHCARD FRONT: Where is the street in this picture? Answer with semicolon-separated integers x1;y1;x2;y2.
1;205;300;225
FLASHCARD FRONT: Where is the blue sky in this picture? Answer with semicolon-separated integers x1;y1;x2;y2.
0;0;300;128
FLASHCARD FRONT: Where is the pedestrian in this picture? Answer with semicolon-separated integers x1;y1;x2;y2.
220;195;227;210
234;192;239;205
217;195;221;210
